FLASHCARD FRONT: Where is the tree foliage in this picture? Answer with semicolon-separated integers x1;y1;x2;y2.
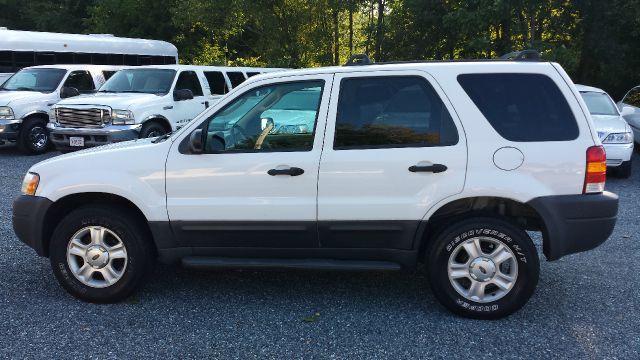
1;0;639;97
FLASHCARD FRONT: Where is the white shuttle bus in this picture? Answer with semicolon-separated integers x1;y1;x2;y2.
0;28;178;83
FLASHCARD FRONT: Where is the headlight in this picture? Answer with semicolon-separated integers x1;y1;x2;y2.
111;109;135;125
603;132;633;144
0;106;14;120
21;172;40;196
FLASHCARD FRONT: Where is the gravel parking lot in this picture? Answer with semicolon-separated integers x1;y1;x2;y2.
1;144;639;359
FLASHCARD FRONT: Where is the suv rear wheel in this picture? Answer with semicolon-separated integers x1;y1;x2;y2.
49;205;155;303
426;217;539;319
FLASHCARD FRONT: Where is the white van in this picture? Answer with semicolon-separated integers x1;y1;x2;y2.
48;65;283;151
0;65;121;154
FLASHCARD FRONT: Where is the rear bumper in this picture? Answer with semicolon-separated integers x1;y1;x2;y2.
0;119;21;141
527;191;618;261
12;195;53;257
48;123;142;151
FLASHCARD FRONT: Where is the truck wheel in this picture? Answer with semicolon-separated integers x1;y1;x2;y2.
614;160;632;178
17;117;50;155
140;122;167;138
49;206;155;303
426;217;539;319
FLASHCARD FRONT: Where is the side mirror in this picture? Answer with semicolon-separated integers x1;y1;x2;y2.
620;106;634;117
174;89;194;101
261;117;275;130
60;86;80;99
189;129;204;154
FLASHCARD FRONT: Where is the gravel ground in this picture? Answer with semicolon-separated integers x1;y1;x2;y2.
1;144;639;359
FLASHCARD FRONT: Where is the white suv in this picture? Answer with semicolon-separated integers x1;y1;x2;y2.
13;54;619;319
48;65;283;151
0;65;120;154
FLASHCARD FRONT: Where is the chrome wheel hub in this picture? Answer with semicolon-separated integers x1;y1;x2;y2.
66;226;128;288
448;236;518;303
468;257;496;282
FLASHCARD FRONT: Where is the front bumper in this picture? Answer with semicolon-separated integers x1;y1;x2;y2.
48;123;142;151
527;191;618;261
13;195;54;257
0;119;22;141
602;142;634;167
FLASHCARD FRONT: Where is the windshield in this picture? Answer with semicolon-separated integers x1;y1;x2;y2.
580;91;619;116
0;68;66;92
99;69;176;94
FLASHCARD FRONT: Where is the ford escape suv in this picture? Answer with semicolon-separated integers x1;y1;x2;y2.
13;53;619;319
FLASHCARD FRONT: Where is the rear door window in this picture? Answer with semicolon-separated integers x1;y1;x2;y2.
204;71;228;95
458;73;579;142
334;76;459;149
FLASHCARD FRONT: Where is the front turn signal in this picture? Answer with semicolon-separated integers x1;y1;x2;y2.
21;172;40;196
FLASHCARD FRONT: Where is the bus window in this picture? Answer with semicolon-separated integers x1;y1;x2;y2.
56;52;74;64
14;52;35;68
247;72;261;78
203;71;228;95
36;52;55;65
108;54;124;65
151;56;164;65
75;53;91;64
226;71;246;88
0;51;12;72
139;56;152;65
92;53;109;65
124;55;138;66
163;56;177;65
64;71;95;93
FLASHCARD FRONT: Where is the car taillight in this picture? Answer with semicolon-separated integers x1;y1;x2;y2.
584;145;606;194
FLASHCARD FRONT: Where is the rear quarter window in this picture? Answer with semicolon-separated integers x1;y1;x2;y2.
457;73;579;142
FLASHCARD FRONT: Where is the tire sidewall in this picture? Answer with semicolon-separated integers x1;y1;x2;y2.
50;208;147;303
20;118;49;154
428;218;539;319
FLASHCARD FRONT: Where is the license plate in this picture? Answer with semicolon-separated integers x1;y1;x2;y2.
69;137;85;147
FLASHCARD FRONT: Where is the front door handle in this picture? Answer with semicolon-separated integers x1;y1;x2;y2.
267;167;305;176
408;164;448;173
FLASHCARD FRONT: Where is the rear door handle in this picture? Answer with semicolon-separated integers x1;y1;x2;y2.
267;167;305;176
202;101;210;108
408;164;448;173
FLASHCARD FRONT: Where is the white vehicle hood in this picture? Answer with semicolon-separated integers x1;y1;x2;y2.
55;92;162;110
591;114;630;138
0;90;50;106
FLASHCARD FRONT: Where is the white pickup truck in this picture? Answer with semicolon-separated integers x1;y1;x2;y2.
0;65;120;154
48;65;283;151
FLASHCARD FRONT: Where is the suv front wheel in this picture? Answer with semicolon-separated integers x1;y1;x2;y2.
427;217;539;319
49;205;155;303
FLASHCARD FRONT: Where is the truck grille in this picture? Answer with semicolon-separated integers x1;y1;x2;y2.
56;107;110;128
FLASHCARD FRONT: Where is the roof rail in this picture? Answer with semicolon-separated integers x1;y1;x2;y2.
344;54;373;66
499;49;541;61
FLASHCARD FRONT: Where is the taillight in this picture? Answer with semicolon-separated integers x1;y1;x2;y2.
584;146;606;194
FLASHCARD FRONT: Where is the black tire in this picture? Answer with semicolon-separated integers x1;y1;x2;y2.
49;205;155;303
614;160;632;178
17;117;50;155
426;217;539;319
139;122;167;138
